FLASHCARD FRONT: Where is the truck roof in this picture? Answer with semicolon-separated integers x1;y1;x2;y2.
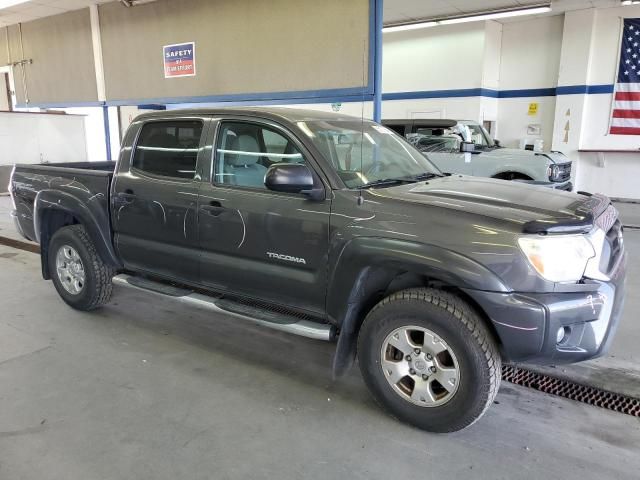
135;107;363;123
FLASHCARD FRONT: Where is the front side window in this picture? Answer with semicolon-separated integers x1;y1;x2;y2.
214;122;306;189
461;122;494;147
298;120;441;188
132;120;203;179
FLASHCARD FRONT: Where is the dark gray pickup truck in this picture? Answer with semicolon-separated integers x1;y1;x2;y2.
9;107;626;432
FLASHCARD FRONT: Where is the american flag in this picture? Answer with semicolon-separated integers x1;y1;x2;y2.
610;18;640;135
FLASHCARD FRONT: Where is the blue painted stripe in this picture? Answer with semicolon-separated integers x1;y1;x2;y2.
499;88;556;98
164;93;372;110
555;84;614;95
586;84;615;94
17;83;617;110
105;86;373;107
381;85;615;101
137;104;167;110
383;88;493;100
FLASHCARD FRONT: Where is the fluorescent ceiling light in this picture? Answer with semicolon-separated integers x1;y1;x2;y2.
439;6;551;24
0;0;30;10
621;1;640;5
383;21;438;33
383;5;551;32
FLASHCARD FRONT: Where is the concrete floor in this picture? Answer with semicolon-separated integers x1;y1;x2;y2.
1;242;640;479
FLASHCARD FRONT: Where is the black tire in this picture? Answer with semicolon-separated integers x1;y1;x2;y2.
357;288;501;433
48;224;114;311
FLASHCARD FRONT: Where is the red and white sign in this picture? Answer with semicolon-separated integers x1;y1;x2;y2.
163;42;196;78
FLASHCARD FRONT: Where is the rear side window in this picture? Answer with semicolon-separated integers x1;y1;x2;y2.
132;120;203;179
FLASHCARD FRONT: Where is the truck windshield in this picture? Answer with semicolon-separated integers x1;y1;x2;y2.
298;120;442;189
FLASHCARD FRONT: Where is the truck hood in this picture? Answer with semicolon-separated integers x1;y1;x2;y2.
370;175;607;234
478;147;569;164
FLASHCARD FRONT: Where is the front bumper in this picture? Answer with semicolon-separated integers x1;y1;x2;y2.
464;251;626;365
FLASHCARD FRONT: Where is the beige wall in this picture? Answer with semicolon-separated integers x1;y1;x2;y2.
99;0;370;103
0;74;9;111
6;10;98;106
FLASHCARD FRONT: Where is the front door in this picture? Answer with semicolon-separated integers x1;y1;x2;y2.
197;119;331;315
112;116;210;281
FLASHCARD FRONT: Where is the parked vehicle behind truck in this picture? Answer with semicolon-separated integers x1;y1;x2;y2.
9;108;625;432
383;119;573;190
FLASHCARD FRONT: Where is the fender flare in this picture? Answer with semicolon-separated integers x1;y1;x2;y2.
489;164;540;180
34;189;122;279
328;237;509;378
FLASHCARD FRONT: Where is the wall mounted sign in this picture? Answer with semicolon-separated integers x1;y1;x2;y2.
527;102;538;116
163;42;196;78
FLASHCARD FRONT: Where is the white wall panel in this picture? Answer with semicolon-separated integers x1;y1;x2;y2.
0;112;87;165
500;15;564;90
497;96;557;149
383;22;486;92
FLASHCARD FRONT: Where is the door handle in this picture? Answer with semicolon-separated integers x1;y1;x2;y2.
115;191;137;206
200;201;226;216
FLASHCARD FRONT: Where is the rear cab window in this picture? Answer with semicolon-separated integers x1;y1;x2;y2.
131;120;204;179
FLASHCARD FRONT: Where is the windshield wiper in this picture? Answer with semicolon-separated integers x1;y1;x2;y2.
358;178;417;189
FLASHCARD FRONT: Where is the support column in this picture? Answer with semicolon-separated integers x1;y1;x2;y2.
103;105;112;161
372;0;383;122
550;9;599;192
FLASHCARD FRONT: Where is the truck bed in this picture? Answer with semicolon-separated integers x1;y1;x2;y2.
10;161;115;243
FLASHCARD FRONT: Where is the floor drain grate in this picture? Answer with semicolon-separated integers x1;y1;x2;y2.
502;365;640;417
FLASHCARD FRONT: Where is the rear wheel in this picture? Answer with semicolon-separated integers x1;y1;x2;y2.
49;225;114;311
357;288;501;433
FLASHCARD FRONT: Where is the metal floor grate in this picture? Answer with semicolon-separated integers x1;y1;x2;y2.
502;365;640;417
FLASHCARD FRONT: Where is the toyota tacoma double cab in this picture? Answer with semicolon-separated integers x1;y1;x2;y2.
9;108;626;432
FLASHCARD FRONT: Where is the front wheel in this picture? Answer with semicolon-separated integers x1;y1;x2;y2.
358;288;501;433
49;225;114;311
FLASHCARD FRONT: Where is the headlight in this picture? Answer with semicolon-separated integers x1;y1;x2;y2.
518;235;596;283
549;165;561;181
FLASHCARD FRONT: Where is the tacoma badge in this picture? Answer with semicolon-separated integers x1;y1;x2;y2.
266;252;307;265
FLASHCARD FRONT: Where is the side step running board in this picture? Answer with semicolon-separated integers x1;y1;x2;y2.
112;274;335;341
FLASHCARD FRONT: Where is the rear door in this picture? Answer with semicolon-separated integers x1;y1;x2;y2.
112;115;210;281
197;118;331;315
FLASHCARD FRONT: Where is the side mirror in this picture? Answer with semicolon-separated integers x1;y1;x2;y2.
265;163;323;199
460;141;476;153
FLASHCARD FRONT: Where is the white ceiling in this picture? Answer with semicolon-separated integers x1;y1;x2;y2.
0;0;98;28
0;0;629;29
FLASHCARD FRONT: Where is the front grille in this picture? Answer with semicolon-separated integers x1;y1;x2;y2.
600;220;623;274
553;162;572;182
593;204;623;276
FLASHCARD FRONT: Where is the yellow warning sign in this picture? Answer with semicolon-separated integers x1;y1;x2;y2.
528;103;538;116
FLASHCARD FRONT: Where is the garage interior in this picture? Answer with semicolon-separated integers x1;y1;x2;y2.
0;0;639;478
